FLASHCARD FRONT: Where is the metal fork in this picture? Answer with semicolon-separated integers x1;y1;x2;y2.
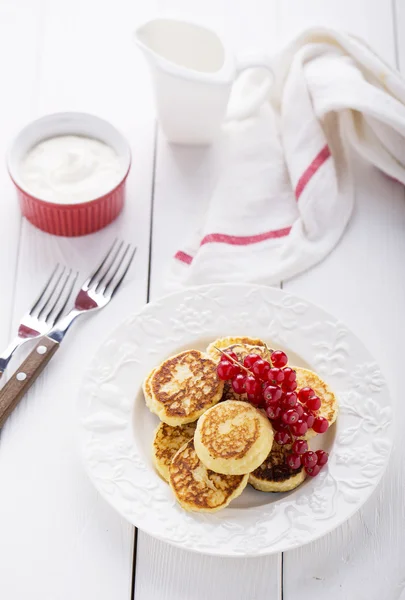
0;266;77;379
49;239;137;343
0;240;136;427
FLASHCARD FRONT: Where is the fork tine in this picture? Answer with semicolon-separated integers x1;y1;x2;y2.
98;243;130;294
86;238;118;289
43;268;73;324
29;264;60;316
108;246;137;298
36;267;66;320
52;271;79;325
93;240;124;292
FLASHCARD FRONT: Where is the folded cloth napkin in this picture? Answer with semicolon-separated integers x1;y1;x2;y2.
168;27;405;289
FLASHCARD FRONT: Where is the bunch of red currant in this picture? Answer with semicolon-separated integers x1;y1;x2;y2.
217;349;329;477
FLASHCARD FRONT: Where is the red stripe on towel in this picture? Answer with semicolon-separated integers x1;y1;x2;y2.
200;226;292;246
174;227;291;263
174;250;194;265
295;145;331;200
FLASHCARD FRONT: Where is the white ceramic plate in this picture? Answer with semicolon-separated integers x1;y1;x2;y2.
78;284;393;557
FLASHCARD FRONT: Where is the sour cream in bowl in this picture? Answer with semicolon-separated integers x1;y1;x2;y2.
7;113;131;236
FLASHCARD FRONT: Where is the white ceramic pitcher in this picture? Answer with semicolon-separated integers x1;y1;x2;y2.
135;18;273;145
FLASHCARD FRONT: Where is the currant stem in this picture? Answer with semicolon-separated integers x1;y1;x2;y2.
264;343;274;367
264;343;274;352
214;347;252;375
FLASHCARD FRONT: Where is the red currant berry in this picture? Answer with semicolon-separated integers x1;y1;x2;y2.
221;351;238;363
305;464;321;477
290;419;308;437
252;359;271;381
306;395;321;411
295;403;304;418
316;450;329;466
272;420;289;432
274;430;292;445
268;367;285;384
282;380;297;392
263;385;283;404
313;417;329;434
303;412;315;428
231;374;246;394
282;391;297;409
282;409;299;425
302;451;318;468
217;361;238;380
283;367;297;383
243;353;261;369
298;387;315;403
292;439;308;455
245;375;262;395
266;404;282;420
247;393;262;406
271;350;288;368
286;453;301;469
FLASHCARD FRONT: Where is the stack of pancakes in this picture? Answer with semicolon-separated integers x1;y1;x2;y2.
143;337;338;513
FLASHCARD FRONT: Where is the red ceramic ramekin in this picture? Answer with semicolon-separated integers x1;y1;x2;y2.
7;112;131;236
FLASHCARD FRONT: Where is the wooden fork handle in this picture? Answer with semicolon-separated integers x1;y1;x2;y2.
0;337;59;428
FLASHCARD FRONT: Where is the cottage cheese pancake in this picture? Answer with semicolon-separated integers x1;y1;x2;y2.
145;350;223;426
194;400;274;475
206;336;271;363
169;439;248;512
142;367;156;404
294;367;338;439
207;337;271;403
152;421;196;482
249;442;306;492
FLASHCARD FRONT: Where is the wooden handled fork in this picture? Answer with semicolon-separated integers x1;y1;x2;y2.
0;240;136;428
0;265;76;379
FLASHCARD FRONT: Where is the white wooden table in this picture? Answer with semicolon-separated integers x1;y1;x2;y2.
0;1;403;598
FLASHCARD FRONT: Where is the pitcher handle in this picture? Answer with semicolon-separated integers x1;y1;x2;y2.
226;53;274;121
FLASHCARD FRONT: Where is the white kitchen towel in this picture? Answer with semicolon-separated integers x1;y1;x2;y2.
168;27;405;288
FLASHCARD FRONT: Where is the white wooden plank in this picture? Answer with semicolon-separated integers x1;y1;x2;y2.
0;0;156;598
136;547;281;600
149;133;226;298
279;2;405;599
136;2;282;599
0;0;38;347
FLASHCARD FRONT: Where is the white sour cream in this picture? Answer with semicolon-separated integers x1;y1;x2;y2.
20;135;125;204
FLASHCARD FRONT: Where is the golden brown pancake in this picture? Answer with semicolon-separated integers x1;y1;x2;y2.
249;442;306;492
145;350;224;426
221;381;246;403
194;400;274;475
152;421;197;482
169;439;248;512
207;337;272;403
206;336;272;363
142;367;156;404
294;367;338;439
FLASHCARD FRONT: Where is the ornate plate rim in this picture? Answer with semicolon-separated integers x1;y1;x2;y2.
77;283;393;557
